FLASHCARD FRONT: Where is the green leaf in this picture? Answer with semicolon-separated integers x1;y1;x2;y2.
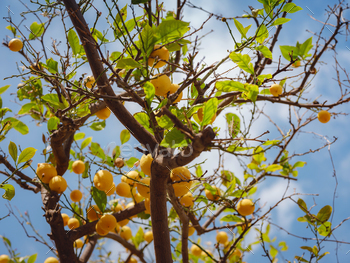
282;3;303;13
221;215;242;222
243;84;259;102
74;132;85;141
113;146;121;159
143;82;155;105
134;112;154;135
225;113;240;137
18;103;36;115
297;198;308;213
300;246;314;253
125;157;139;168
195;165;202;178
131;0;150;4
6;25;16;35
270;245;278;258
316;205;332;224
294;256;308;262
138;24;156;55
29;22;44;40
256;45;272;59
155;19;190;43
47;117;60;133
110;51;123;62
116;58;142;69
18;147;36;164
42;94;68;109
8;141;18;163
90;121;106;131
318;221;332;236
215;80;246;93
68;29;84;57
160;128;188;148
256;24;268;44
299;37;313;58
229;52;254;74
266;164;283;172
318;251;330;261
279;241;288;251
272;18;291;26
293;161;306;168
201;98;218;126
81;137;92;150
120;129;131;144
46;58;58;74
28;254;37;263
91;29;109;43
233;18;250;38
280;45;298;61
0;184;15;200
132;227;144;249
0;85;10;95
90;142;106;160
253;146;266;164
91;186;107;212
2;117;29;135
156;115;173;129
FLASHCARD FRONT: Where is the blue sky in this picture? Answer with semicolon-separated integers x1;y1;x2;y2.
1;0;350;262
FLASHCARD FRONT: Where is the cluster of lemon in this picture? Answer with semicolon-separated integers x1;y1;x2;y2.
148;45;183;103
36;163;67;193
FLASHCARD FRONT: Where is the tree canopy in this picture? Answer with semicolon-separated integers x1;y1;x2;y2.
1;0;350;262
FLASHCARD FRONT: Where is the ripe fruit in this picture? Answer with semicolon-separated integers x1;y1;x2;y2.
167;83;183;103
230;248;242;259
116;182;131;197
148;45;169;68
144;231;153;243
99;214;117;231
269;84;283;97
36;163;57;184
95;221;108;236
134;192;144;203
150;74;171;96
292;60;301;68
180;192;194;207
87;205;101;221
216;231;228;244
105;182;116;196
94;170;114;191
85;75;95;89
114;157;124;168
126;258;137;263
67;218;80;230
123;171;140;186
70;189;83;202
136;177;151;198
190;244;202;257
74;239;83;248
197;108;216;123
61;213;69;226
172;181;192;197
0;255;9;263
44;257;59;263
95;107;111;120
171;167;191;181
120;226;132;240
140;154;153;176
72;160;85;174
188;226;195;236
118;218;129;227
8;38;23;52
114;203;123;213
125;187;137;198
236;199;255;216
317;110;331;123
205;185;221;201
144;198;151;214
49;176;67;193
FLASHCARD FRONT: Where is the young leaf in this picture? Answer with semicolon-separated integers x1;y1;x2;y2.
8;141;18;163
229;52;254;74
272;18;291;26
18;147;36;164
132;227;144;249
317;221;332;237
74;132;85;141
81;137;92;150
68;29;84;56
29;22;44;40
297;198;308;213
90;121;106;131
201;98;218;126
256;24;268;44
91;186;107;212
143;82;155;105
116;58;142;69
134;112;154;135
282;3;303;13
256;45;272;59
316;205;332;223
225;113;240;137
265;164;283;172
90;142;106;160
120;129;131;144
0;85;10;95
215;81;246;93
27;253;37;263
46;58;58;74
47;117;60;133
0;184;15;200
